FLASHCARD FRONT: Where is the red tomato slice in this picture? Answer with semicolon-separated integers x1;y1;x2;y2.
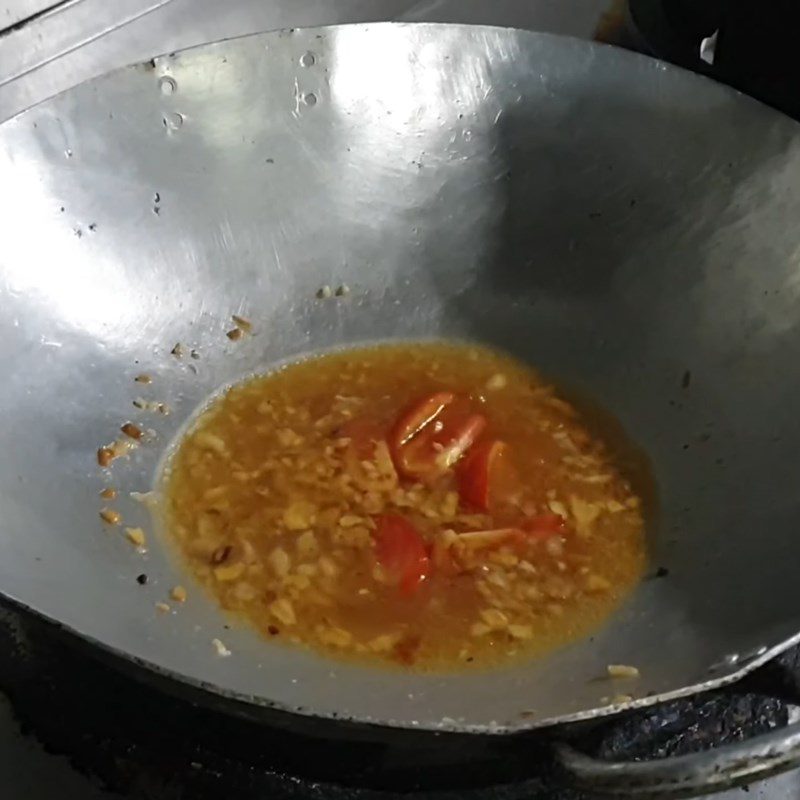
458;439;508;511
374;514;431;595
433;413;487;472
391;392;455;448
390;392;485;480
521;513;566;540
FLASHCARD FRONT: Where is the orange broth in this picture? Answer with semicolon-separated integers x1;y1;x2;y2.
162;342;646;671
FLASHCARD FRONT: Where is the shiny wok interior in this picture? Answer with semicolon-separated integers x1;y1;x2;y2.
1;24;800;734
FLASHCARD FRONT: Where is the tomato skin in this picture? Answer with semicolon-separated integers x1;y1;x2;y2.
390;392;485;480
452;515;566;561
434;413;487;472
455;527;525;549
374;514;431;595
391;392;455;449
458;439;507;511
521;513;566;540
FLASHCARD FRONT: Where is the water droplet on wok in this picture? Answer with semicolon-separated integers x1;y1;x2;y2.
159;76;177;95
163;112;184;131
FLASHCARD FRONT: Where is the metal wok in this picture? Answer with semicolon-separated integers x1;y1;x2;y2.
2;22;800;795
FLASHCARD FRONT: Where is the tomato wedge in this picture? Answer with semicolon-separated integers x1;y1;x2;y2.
458;439;508;511
433;413;487;472
390;392;485;480
521;513;566;540
374;514;431;595
392;392;454;448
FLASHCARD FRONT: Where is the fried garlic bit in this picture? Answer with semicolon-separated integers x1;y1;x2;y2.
97;438;136;467
231;314;252;332
212;638;232;657
607;664;640;679
170;585;187;603
120;422;143;440
125;527;147;547
226;314;253;342
100;508;122;525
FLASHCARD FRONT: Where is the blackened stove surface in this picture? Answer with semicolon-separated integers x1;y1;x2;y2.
0;604;795;799
626;0;800;120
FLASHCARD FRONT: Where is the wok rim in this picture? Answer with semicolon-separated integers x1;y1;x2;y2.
4;589;798;735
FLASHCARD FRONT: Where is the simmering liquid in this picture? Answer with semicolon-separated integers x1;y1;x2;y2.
162;342;646;671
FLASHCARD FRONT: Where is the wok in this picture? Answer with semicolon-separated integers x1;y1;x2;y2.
2;22;800;795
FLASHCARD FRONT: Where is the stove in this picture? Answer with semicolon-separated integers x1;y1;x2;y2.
1;603;799;799
2;2;800;798
626;0;800;120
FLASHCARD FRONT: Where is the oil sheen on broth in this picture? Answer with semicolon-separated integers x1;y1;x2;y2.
162;342;646;671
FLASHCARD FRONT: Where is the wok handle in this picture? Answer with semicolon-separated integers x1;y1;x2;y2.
555;720;800;798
